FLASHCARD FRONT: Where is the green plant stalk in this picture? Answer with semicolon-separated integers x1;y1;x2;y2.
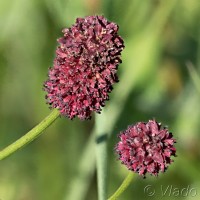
0;109;60;160
108;172;135;200
95;113;108;200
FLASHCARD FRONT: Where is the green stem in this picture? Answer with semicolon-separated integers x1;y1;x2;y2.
95;113;108;200
108;172;135;200
0;109;60;160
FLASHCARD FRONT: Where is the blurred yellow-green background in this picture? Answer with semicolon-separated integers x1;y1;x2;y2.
0;0;200;199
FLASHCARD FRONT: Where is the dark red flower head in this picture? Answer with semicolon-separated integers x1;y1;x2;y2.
115;120;176;177
44;15;124;120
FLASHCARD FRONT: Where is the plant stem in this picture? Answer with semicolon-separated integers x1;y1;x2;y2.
95;113;108;200
0;109;60;160
108;172;135;200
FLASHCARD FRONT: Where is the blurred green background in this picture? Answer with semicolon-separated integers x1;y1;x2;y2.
0;0;200;199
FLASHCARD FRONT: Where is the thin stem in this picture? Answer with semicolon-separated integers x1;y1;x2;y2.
95;113;108;200
0;109;60;160
108;172;135;200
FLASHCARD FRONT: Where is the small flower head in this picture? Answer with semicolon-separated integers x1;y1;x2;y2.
44;15;124;120
115;120;176;177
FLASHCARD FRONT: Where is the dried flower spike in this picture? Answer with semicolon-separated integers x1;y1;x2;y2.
44;15;124;120
115;120;176;177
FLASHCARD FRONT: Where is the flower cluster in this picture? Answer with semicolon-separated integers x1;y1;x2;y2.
115;120;176;177
44;15;124;120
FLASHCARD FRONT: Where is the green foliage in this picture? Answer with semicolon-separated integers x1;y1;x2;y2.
0;0;200;200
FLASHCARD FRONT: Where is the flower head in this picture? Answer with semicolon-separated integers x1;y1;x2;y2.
44;15;124;120
115;120;176;177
